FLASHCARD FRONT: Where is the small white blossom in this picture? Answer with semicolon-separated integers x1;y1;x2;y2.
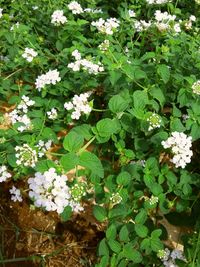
32;6;39;10
149;195;159;205
68;1;83;14
35;69;61;91
147;113;162;131
10;22;20;31
64;92;92;120
98;40;110;51
0;8;3;18
128;10;136;17
110;192;122;206
15;144;38;167
134;20;152;32
161;132;193;168
9;186;23;202
0;166;11;182
146;0;170;4
192;80;200;95
28;168;84;214
36;140;52;158
47;108;58;120
91;18;120;35
51;10;67;25
22;48;38;62
84;8;103;14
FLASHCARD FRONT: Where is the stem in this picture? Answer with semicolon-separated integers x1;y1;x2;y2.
4;69;22;80
92;108;108;112
192;230;200;267
46;152;64;156
77;136;95;155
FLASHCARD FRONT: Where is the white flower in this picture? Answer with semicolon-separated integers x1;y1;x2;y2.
161;132;193;168
15;144;38;167
0;165;11;182
98;40;110;51
64;92;92;120
91;18;120;35
36;140;52;157
110;192;122;206
134;20;151;32
173;23;181;33
149;195;159;205
22;48;38;62
9;186;23;202
84;8;102;14
146;0;170;4
147;113;162;131
47;108;58;120
128;10;136;17
68;1;83;14
28;168;84;214
10;22;20;31
35;69;61;91
192;80;200;95
0;8;3;18
32;6;39;10
51;10;67;25
189;15;196;22
72;49;81;60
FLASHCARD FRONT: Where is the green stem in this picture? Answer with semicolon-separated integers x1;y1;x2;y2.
4;69;22;80
77;136;95;155
192;230;200;267
92;108;108;112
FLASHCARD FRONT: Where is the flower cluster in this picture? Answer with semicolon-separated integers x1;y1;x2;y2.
68;1;83;14
134;20;151;32
161;132;193;168
68;50;104;74
51;10;67;25
28;168;84;214
0;165;11;183
192;80;200;95
146;0;170;4
70;183;86;202
149;195;159;205
36;140;52;158
9;186;23;202
47;108;58;120
98;40;110;51
22;48;38;62
147;113;162;131
64;92;92;120
91;18;120;35
7;95;35;132
15;144;38;168
184;15;196;30
35;69;61;91
110;192;122;206
158;248;186;267
154;10;180;32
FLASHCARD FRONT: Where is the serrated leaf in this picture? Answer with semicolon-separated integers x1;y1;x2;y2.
116;171;131;186
108;95;129;113
79;151;104;178
135;224;149;238
135;209;147;224
93;205;107;222
98;238;109;256
60;152;79;171
123;245;143;263
106;224;117;240
63;131;84;152
108;240;121;253
157;64;170;84
60;206;72;222
119;225;129;242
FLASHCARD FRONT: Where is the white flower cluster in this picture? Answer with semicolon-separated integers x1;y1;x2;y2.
28;168;84;214
70;183;86;202
128;10;136;18
161;132;193;168
110;192;122;206
15;144;38;168
68;50;104;74
10;22;20;31
134;20;151;32
47;108;58;120
36;140;52;158
158;248;186;267
64;92;92;120
154;10;180;33
149;195;159;205
51;10;67;25
91;18;120;35
0;8;3;18
192;80;200;95
35;69;61;91
98;40;110;51
185;15;196;30
146;0;170;4
0;165;11;183
7;95;35;132
9;186;23;202
68;1;83;14
147;113;162;131
84;8;103;14
22;48;38;62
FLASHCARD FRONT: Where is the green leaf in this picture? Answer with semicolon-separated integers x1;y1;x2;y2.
116;171;131;186
106;224;117;240
150;238;163;252
149;87;165;107
96;118;121;138
60;152;79;171
108;239;121;253
109;95;129;113
119;225;129;242
79;151;104;178
42;127;57;142
63;131;84;152
60;206;72;222
7;154;17;167
170;118;185;132
109;70;122;86
135;209;147;224
71;124;92;140
93;205;107;222
123;245;143;263
133;90;149;110
157;64;170;84
123;65;146;80
98;238;109;256
151;229;162;239
135;224;149;238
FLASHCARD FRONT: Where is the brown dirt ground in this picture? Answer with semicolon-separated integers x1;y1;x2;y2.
0;182;105;267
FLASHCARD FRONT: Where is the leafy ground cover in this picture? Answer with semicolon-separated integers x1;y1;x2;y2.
0;0;200;266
